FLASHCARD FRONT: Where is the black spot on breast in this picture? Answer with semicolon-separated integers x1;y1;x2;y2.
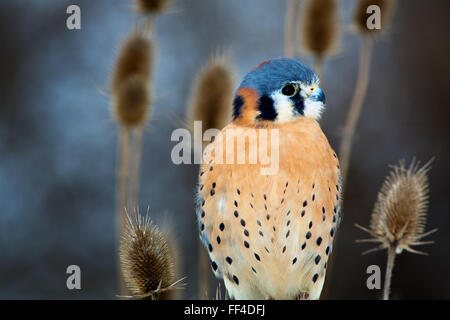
211;260;218;271
286;210;291;216
199;171;204;176
234;200;238;207
257;220;262;226
210;189;215;196
326;246;330;255
312;274;319;283
219;223;225;231
212;182;216;189
237;189;240;195
282;245;286;253
208;243;213;252
199;185;203;191
252;267;257;274
316;237;322;246
301;242;306;250
306;232;312;239
266;214;270;220
264;194;267;201
216;236;221;244
330;228;335;237
322;207;325;214
309;221;313;229
301;210;305;217
233;275;239;285
244;229;249;237
303;200;308;207
292;257;297;264
200;223;204;232
259;231;264;237
201;200;205;207
210;166;213;171
234;210;239;218
232;95;244;119
226;257;233;265
201;210;205;218
312;194;315;201
244;241;250;248
287;220;291;226
286;230;290;238
254;253;261;261
240;219;246;227
315;255;321;264
256;95;277;121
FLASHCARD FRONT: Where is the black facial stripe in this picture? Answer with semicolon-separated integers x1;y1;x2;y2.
232;95;244;119
256;95;277;121
292;93;305;115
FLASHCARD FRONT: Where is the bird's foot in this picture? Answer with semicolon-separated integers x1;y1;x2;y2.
296;292;310;300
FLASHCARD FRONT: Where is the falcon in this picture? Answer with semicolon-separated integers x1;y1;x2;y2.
196;58;341;300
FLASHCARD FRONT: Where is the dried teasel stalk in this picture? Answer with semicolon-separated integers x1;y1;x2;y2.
339;1;397;187
119;210;186;299
111;29;153;252
298;0;340;77
356;159;437;299
186;55;234;299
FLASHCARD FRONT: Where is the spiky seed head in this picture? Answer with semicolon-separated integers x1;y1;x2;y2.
353;0;396;35
135;0;172;15
112;75;150;128
356;159;437;255
111;31;153;93
187;55;235;135
299;0;340;58
110;31;153;128
120;213;175;299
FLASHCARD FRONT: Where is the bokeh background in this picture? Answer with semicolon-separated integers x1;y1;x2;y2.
0;0;449;299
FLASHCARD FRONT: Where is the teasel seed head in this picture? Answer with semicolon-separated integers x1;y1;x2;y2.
353;0;396;35
135;0;172;16
111;30;153;128
356;159;437;255
298;0;340;59
119;210;185;299
187;55;235;135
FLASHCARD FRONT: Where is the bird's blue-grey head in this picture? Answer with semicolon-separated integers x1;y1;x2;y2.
232;58;326;124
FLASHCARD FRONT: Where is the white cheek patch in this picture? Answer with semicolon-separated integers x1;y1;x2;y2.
271;92;295;123
303;99;325;120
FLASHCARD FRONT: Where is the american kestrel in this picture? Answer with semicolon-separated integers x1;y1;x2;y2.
195;58;341;300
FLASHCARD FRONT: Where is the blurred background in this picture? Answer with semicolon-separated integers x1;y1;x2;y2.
0;0;449;299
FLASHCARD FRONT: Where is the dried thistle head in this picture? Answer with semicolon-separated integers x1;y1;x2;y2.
353;0;396;35
356;159;437;255
187;55;235;135
113;75;150;128
299;0;340;58
135;0;172;15
110;31;153;128
120;211;184;299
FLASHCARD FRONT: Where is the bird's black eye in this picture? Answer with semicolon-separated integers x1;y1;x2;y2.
281;83;298;97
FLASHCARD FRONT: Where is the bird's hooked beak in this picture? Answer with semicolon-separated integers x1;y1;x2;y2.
310;86;326;104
